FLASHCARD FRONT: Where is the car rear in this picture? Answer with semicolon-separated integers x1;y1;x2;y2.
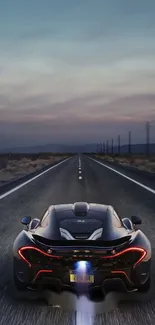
16;236;149;294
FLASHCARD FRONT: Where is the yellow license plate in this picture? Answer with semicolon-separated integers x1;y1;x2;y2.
70;274;94;283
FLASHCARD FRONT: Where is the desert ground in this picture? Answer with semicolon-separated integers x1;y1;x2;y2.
95;154;155;173
0;153;69;186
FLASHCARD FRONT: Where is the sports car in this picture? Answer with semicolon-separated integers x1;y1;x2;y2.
13;202;151;295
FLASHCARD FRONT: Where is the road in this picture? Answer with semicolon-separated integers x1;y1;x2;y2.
0;154;155;325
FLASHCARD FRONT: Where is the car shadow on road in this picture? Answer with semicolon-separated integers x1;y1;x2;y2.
3;277;155;314
1;260;154;314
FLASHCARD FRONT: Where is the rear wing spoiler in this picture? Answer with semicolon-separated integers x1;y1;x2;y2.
32;234;131;248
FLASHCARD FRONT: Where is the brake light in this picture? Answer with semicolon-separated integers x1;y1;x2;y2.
32;270;53;283
111;270;131;283
100;247;147;268
18;246;62;267
18;249;31;267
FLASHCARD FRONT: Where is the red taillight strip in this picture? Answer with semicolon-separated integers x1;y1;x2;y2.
18;249;32;267
133;250;147;268
18;246;62;268
100;247;147;268
111;270;131;283
32;270;53;283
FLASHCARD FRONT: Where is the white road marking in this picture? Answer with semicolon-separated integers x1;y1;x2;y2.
0;157;71;200
78;156;82;179
89;157;155;195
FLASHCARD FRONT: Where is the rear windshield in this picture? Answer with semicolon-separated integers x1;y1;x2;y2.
60;218;103;233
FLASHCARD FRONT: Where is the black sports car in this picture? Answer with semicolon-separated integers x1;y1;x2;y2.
13;202;151;295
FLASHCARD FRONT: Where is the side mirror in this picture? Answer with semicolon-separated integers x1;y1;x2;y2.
131;215;142;225
21;216;31;226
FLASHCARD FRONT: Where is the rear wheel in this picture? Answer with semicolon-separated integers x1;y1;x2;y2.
137;276;151;292
14;272;27;290
13;260;27;291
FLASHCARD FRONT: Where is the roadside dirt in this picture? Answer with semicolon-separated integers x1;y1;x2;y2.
0;155;67;186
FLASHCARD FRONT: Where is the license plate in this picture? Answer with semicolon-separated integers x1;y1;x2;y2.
70;274;94;283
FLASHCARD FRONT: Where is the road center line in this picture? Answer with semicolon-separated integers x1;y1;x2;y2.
89;157;155;195
0;157;71;200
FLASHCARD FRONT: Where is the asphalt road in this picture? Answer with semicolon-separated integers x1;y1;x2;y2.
0;154;155;325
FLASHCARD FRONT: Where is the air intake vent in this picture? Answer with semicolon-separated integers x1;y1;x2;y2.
72;202;89;216
73;233;90;239
32;234;59;246
100;235;132;246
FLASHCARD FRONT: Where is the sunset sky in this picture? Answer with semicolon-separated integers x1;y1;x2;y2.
0;0;155;148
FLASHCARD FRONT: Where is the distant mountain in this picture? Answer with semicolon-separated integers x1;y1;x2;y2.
0;143;98;154
111;143;155;154
0;143;155;154
98;143;155;154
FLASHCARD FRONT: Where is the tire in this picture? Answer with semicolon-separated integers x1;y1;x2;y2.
13;260;27;291
137;276;151;292
14;272;27;290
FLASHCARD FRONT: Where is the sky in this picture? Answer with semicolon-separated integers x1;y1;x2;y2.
0;0;155;148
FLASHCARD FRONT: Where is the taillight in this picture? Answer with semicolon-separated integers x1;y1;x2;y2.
32;270;53;283
18;246;62;267
100;247;147;268
111;270;131;283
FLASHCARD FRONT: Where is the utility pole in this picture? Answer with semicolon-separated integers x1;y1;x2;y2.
128;131;131;155
118;135;120;155
100;142;102;153
111;138;113;155
146;121;150;157
106;140;109;155
103;142;105;155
